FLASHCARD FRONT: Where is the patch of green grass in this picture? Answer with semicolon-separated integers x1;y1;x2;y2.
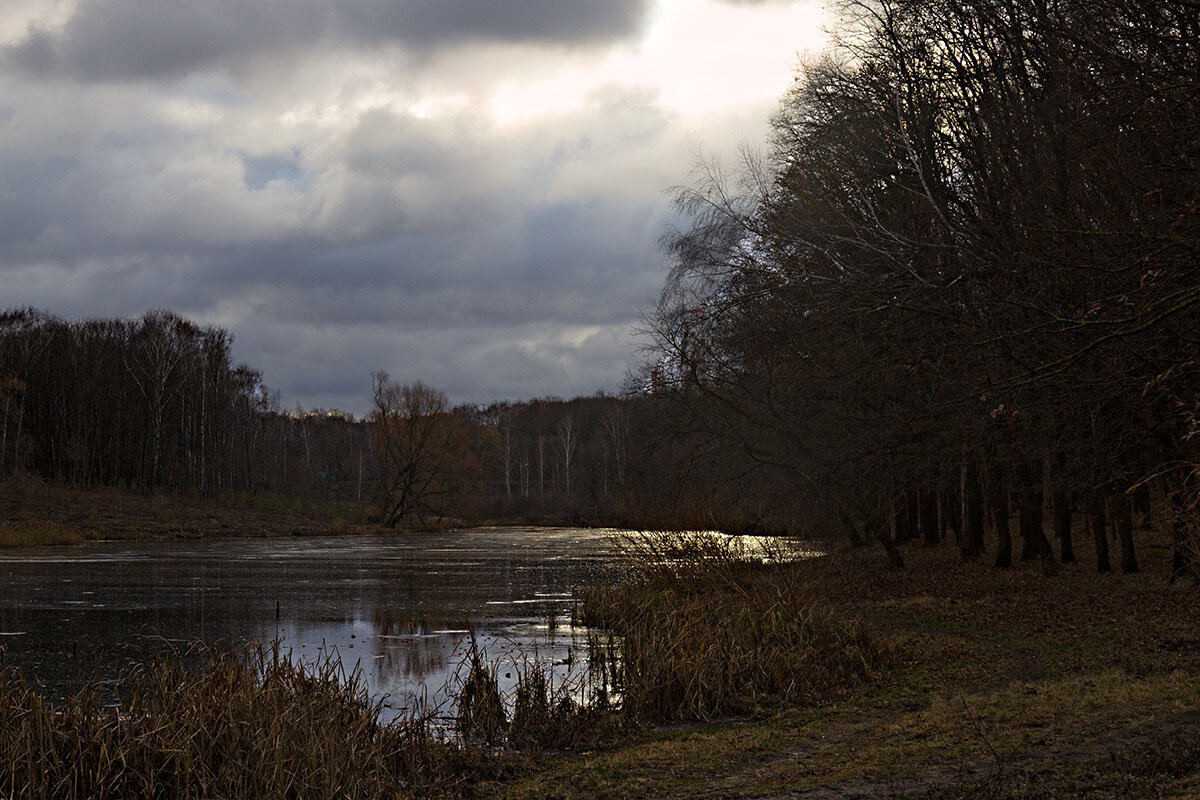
0;521;97;547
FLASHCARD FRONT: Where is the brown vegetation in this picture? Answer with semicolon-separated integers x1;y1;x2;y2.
0;646;493;800
580;532;884;721
0;476;390;546
506;521;1200;799
1;517;1196;797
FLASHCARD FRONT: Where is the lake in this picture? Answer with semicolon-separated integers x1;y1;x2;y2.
0;527;623;718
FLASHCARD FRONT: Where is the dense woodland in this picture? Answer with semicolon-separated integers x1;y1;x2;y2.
641;0;1199;577
2;0;1198;579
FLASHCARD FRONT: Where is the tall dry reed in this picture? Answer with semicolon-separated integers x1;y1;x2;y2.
0;645;491;800
580;531;884;721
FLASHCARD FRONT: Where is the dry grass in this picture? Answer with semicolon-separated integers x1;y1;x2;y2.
505;520;1200;799
450;642;622;754
0;520;97;548
833;668;1200;786
506;665;610;751
0;639;629;800
579;531;885;722
0;477;392;543
0;645;497;800
454;641;508;744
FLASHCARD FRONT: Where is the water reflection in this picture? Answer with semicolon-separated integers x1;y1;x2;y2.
0;528;621;716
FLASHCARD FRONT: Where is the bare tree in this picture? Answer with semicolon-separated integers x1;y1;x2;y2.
556;412;578;496
369;372;465;525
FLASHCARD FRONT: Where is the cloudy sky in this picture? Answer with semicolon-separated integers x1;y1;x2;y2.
1;0;826;413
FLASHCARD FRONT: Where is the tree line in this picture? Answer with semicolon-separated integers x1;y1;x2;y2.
0;309;668;526
0;308;278;493
641;0;1198;577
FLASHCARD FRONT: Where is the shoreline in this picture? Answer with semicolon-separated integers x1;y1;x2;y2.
502;524;1200;798
0;479;644;548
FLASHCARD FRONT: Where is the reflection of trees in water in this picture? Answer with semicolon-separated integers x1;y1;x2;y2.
370;610;468;681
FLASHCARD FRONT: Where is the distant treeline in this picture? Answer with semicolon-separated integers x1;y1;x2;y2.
0;308;277;493
640;0;1199;576
0;307;717;528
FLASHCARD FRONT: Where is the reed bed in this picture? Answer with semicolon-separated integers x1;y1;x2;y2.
454;640;507;744
0;640;622;800
579;531;884;721
452;640;620;752
0;646;493;800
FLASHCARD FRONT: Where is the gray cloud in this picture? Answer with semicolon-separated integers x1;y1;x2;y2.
0;76;689;410
4;0;650;81
0;0;813;412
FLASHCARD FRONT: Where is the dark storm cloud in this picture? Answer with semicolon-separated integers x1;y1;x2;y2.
0;0;816;411
4;0;651;81
0;76;692;409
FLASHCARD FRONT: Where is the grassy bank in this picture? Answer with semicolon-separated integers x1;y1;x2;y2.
0;520;99;547
0;477;400;545
0;478;644;547
504;523;1200;799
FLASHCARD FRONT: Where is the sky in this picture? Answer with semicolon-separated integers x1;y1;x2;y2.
0;0;827;414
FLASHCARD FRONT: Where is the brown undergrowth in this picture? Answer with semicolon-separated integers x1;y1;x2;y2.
0;645;499;800
579;532;887;721
0;520;98;547
0;529;886;798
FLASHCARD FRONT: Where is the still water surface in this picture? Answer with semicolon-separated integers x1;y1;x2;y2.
0;528;622;716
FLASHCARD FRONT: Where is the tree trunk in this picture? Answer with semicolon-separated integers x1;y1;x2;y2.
961;460;985;561
905;490;920;544
1166;480;1197;584
1053;489;1075;564
838;509;866;548
1;392;9;473
1113;493;1139;574
1017;460;1057;576
13;405;23;473
920;489;939;546
936;488;947;542
1049;452;1075;563
988;459;1012;568
879;510;904;568
1087;490;1111;574
1019;477;1040;562
944;487;961;544
1161;456;1198;584
889;493;907;544
1131;481;1152;526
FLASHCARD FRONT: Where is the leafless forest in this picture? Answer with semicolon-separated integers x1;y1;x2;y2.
2;0;1198;579
642;0;1199;578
